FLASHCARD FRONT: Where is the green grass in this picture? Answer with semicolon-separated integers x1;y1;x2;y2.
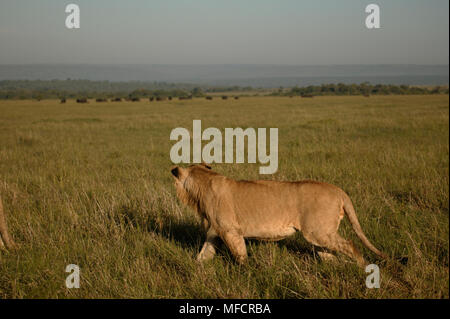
0;95;448;298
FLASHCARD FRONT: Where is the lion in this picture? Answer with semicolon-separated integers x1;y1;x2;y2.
0;195;16;250
171;164;386;267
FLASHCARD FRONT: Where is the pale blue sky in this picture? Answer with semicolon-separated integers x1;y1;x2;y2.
0;0;448;64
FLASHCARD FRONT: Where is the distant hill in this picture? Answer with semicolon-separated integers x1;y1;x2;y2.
0;64;448;88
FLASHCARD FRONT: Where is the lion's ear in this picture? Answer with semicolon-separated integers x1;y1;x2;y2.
200;162;212;170
171;166;180;178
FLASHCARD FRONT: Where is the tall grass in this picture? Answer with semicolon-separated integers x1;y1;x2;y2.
0;95;448;298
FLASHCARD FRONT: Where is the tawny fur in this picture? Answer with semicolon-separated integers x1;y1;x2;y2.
0;195;15;250
171;164;386;267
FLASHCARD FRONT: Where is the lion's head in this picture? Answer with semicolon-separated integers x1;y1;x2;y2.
170;163;214;213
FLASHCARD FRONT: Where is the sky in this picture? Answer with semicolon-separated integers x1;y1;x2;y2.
0;0;448;65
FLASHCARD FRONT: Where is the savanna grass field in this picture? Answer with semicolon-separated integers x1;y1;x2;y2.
0;95;448;298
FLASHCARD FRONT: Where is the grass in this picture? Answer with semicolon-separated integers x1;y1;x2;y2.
0;95;448;298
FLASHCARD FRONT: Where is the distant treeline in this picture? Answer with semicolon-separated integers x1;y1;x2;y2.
272;83;449;96
0;80;448;100
0;80;254;100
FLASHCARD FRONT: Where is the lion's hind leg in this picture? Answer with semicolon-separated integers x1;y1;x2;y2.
304;231;366;267
328;234;366;267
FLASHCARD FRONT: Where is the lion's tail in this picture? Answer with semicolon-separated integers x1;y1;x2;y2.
0;195;16;250
342;194;387;259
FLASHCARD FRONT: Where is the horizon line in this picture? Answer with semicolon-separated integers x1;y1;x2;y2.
0;63;448;67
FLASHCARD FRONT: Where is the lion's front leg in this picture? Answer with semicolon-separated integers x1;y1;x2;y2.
197;228;219;262
222;231;247;264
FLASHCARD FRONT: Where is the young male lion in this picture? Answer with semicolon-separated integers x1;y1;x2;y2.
171;164;386;267
0;196;15;250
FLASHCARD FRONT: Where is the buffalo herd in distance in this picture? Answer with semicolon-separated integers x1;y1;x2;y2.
64;95;242;104
62;94;324;104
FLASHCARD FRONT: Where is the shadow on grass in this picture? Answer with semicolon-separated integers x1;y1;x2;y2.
117;204;204;250
276;236;318;259
149;215;204;251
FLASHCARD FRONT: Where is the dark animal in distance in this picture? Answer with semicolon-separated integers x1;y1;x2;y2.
76;98;88;103
60;98;66;103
